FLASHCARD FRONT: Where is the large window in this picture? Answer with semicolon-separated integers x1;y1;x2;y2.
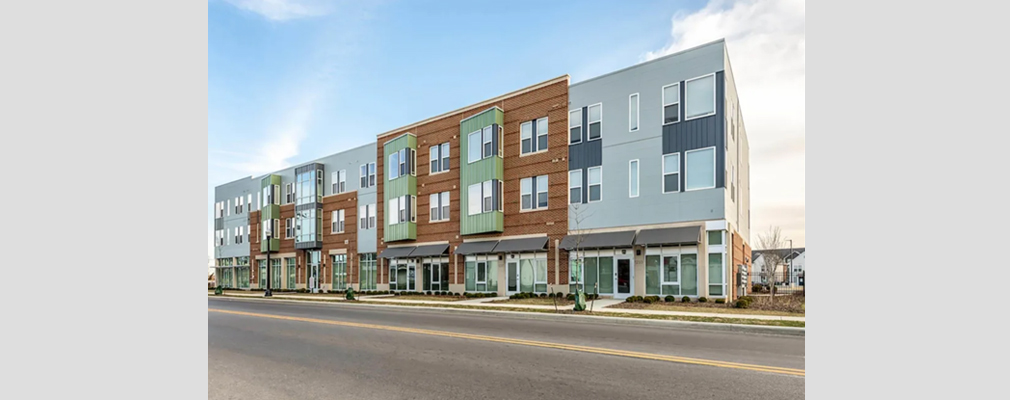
708;253;724;297
629;160;639;198
514;253;548;293
569;109;582;144
430;142;450;174
359;253;377;290
568;253;615;294
645;247;697;296
286;257;296;289
331;209;344;233
587;167;602;202
430;191;450;222
296;169;322;205
467;130;481;163
389;151;399;180
467;180;501;215
295;208;322;242
521;117;549;155
685;74;716;120
662;83;680;124
465;255;498;292
521;175;548;211
467;125;501;164
422;257;450;292
587;103;602;141
569;169;582;204
685;147;716;191
332;170;346;194
387;196;416;225
331;254;347;291
663;153;680;193
629;93;639;131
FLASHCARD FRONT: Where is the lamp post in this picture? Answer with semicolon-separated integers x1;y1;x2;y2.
265;230;273;297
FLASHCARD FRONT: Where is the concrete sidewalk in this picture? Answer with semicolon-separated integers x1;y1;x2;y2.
208;291;804;322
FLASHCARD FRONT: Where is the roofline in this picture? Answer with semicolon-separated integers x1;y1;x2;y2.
214;141;378;189
571;38;726;87
376;75;570;140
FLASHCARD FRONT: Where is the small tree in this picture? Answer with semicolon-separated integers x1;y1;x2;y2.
758;226;786;302
568;202;595;311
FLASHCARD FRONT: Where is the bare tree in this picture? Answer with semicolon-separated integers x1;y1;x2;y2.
758;226;785;302
568;202;594;311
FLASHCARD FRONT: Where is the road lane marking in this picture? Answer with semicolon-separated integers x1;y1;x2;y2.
209;308;804;377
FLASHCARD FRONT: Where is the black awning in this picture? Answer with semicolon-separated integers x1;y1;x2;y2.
455;240;499;255
494;236;548;253
379;246;416;259
634;226;701;246
410;244;450;257
559;230;636;250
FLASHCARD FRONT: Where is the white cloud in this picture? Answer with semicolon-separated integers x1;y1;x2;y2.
646;0;805;247
219;0;333;21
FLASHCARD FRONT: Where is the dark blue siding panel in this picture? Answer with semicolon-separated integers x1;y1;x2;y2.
661;71;725;189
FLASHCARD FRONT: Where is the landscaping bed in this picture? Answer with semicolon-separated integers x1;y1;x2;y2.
608;293;805;316
490;297;574;306
390;295;467;302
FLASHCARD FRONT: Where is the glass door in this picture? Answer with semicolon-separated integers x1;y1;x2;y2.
616;258;632;298
507;261;518;293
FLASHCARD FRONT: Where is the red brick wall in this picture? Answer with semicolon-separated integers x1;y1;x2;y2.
376;78;570;285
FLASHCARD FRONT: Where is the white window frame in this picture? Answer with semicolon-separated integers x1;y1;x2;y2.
440;143;449;172
368;203;376;229
662;153;681;194
536;175;549;209
332;170;346;194
467;130;481;164
684;146;717;192
389;151;399;180
360;205;367;229
569;109;582;144
662;253;681;285
662;82;681;125
482;180;493;213
247;194;252;212
520;120;533;155
468;183;481;216
587;166;602;203
586;103;602;141
482;126;493;161
629;159;639;198
629;93;639;132
429;191;450;222
399;195;407;223
285;218;293;239
684;73;716;121
568;169;582;204
389;198;399;225
226;199;230;216
332;210;344;233
368;162;376;187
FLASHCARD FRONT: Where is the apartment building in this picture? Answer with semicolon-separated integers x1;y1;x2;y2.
212;39;751;299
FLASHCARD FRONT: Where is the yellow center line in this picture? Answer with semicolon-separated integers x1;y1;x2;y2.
209;308;805;377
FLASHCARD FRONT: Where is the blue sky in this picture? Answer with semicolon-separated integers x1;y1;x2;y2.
208;0;806;262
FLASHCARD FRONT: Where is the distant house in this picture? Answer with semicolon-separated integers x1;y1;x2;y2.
752;248;805;286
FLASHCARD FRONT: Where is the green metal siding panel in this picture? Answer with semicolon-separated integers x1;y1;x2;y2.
459;108;505;235
383;135;417;242
384;221;416;242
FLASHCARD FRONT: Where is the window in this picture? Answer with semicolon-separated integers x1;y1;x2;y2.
285;218;293;239
629;160;639;198
587;167;601;202
685;147;716;191
663;153;680;193
587;103;602;141
398;149;406;177
399;196;407;223
285;183;294;204
569;109;582;144
332;210;344;233
368;204;376;228
360;162;376;188
629;93;639;131
708;230;723;245
685;74;716;120
389;151;399;180
521;117;549;155
569;170;582;204
482;126;493;159
467;180;500;215
430;142;450;174
662;83;680;124
663;254;679;284
247;194;252;212
360;205;367;229
331;254;347;291
467;130;481;163
521;175;548;211
708;253;725;297
430;191;449;222
368;162;376;187
226;200;230;216
359;253;377;290
332;170;346;194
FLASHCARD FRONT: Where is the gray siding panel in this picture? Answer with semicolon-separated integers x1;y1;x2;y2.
662;71;726;189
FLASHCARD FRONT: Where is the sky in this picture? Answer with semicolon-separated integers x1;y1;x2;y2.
208;0;806;264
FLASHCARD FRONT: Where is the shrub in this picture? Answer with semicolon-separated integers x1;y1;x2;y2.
698;297;708;303
566;293;576;301
715;298;726;304
645;296;660;303
752;283;764;293
625;296;644;303
682;296;691;303
643;297;655;304
664;295;676;302
425;291;431;296
539;293;547;298
735;299;751;309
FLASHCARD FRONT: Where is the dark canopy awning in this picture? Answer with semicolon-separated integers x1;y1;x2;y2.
379;246;415;259
559;230;636;250
494;236;548;253
455;240;499;255
634;226;701;246
410;244;450;257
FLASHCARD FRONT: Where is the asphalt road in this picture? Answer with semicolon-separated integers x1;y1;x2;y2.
209;297;804;400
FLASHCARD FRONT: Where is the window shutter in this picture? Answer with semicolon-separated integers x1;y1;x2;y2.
491;123;500;157
492;179;500;212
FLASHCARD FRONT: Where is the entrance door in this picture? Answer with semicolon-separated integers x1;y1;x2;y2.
615;258;632;298
308;250;321;293
507;261;518;294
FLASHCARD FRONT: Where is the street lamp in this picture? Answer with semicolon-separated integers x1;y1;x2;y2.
265;230;273;297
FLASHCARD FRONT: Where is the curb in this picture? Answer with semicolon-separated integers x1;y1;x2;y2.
209;294;804;337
